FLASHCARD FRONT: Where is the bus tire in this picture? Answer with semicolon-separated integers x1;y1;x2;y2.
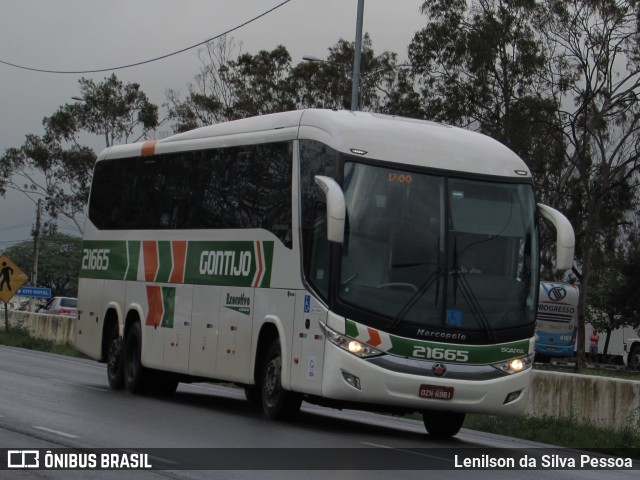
123;321;149;394
106;322;124;390
629;347;640;371
422;411;465;438
260;338;302;420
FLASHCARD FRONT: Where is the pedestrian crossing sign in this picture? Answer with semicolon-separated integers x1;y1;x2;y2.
0;255;29;304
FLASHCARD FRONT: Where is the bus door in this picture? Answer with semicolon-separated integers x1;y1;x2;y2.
290;293;326;395
189;286;221;378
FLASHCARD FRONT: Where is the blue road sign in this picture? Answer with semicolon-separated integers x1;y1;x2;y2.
16;287;52;299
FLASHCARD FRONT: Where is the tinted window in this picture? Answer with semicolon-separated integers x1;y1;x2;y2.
89;142;292;247
299;140;340;299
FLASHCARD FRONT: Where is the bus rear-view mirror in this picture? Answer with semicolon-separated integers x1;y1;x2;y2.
538;204;575;271
314;175;346;244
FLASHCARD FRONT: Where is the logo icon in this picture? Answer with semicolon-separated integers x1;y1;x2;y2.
548;286;567;302
432;363;447;377
7;450;40;468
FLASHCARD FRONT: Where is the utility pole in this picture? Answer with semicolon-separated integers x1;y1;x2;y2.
350;0;365;111
30;198;42;312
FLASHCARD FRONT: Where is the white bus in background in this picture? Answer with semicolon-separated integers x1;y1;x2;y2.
76;109;574;438
535;283;579;358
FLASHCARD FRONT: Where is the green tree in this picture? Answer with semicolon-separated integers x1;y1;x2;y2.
408;0;569;232
290;34;399;111
539;0;640;368
168;35;408;131
168;37;296;130
2;234;82;297
0;135;94;233
1;74;159;233
45;74;159;148
588;248;631;354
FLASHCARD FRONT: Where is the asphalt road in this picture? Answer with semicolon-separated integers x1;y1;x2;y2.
0;346;636;480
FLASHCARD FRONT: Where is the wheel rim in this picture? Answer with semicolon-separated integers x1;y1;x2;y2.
108;339;121;376
263;354;281;408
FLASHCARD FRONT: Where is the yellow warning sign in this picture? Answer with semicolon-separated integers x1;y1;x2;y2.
0;255;29;304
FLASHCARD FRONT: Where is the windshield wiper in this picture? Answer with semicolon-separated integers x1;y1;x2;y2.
389;267;441;331
452;268;496;342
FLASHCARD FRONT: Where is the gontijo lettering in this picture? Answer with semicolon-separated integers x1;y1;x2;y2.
199;250;252;277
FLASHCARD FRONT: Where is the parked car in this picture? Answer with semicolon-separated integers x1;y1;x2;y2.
38;297;78;317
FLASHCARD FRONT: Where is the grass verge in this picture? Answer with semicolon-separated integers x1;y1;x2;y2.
464;413;640;452
0;325;81;357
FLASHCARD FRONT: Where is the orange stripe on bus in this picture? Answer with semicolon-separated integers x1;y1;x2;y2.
253;241;263;287
142;241;159;282
366;328;382;347
146;285;163;327
141;140;158;157
169;241;187;284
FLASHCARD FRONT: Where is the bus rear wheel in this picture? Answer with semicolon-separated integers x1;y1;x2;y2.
422;411;465;438
123;321;149;394
260;338;302;420
106;323;124;390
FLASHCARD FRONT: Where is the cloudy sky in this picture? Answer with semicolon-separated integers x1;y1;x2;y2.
0;0;426;248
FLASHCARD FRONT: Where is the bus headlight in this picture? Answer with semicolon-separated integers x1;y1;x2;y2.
492;355;533;374
319;322;384;358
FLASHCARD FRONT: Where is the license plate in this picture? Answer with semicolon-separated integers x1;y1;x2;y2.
419;384;454;401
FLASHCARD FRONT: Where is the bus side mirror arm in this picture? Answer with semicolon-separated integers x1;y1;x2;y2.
314;175;346;244
538;204;575;271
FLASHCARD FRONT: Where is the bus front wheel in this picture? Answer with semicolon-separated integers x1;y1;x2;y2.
260;338;302;420
422;411;465;438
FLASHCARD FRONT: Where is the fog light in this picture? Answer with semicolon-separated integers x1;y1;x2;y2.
504;390;522;404
341;370;361;390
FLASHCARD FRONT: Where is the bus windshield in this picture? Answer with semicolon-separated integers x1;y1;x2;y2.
336;161;539;339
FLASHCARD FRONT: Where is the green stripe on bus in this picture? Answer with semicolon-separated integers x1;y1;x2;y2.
387;334;530;364
125;241;140;281
80;239;274;289
155;241;173;283
161;286;175;328
345;319;531;365
260;242;274;288
80;240;130;280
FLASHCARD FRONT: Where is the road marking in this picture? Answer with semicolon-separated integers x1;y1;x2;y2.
33;426;79;438
50;378;108;392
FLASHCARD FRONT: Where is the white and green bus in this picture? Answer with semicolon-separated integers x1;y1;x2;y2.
76;109;574;437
